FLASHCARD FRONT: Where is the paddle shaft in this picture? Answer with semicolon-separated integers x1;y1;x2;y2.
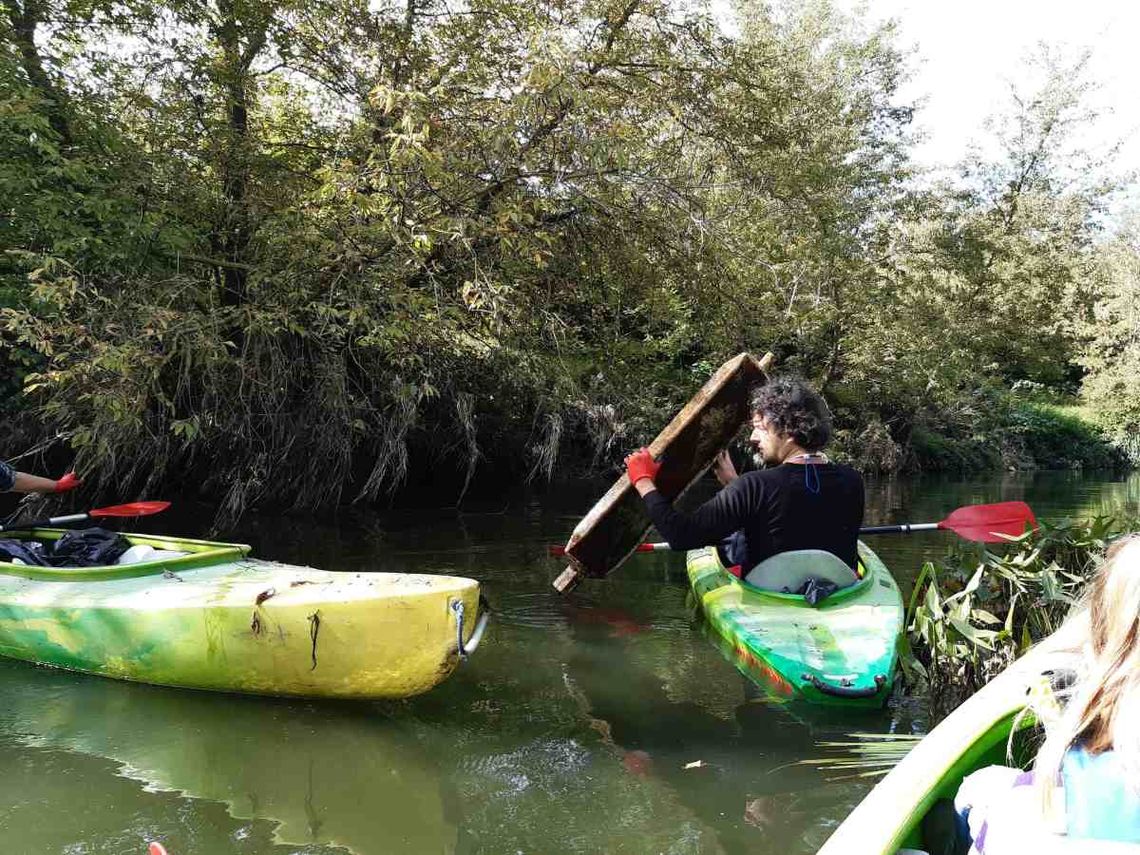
0;512;94;532
557;519;1000;555
552;525;940;556
552;495;1034;572
859;523;939;535
587;527;940;553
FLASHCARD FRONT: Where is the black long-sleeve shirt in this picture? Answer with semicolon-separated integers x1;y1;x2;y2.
643;463;865;570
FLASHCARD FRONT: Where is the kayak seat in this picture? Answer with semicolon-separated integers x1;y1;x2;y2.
743;549;859;592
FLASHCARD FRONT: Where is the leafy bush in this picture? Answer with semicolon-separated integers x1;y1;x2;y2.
905;517;1133;721
1003;403;1129;469
881;398;1128;475
906;425;1001;474
1;0;1132;521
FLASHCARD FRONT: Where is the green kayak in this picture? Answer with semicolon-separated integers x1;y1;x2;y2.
686;542;903;707
817;631;1081;854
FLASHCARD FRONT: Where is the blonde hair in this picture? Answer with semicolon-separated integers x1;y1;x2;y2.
1034;534;1140;816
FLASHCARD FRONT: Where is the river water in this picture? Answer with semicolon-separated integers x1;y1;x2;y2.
1;471;1137;854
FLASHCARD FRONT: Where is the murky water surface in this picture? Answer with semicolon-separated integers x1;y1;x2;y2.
1;471;1137;854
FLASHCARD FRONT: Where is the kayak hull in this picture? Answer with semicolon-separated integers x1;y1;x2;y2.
0;529;484;699
686;542;903;707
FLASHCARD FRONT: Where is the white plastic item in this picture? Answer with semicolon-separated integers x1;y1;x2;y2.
117;544;156;564
117;546;189;565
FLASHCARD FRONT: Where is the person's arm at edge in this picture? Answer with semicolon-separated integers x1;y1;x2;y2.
625;449;753;550
1;463;82;494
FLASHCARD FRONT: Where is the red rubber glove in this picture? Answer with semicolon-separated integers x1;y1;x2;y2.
624;447;661;485
53;471;82;493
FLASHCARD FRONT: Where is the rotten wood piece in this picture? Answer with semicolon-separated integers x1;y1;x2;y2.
553;351;774;593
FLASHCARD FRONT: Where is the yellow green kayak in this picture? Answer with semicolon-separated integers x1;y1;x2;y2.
0;528;488;699
817;631;1080;854
686;543;903;707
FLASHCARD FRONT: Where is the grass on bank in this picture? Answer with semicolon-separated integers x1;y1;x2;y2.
905;402;1130;474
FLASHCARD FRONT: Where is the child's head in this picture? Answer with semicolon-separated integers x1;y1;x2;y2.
1082;534;1140;752
1036;534;1140;809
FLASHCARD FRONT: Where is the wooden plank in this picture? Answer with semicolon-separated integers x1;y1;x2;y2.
553;351;774;593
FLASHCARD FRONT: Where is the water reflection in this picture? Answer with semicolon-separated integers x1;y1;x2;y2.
0;662;454;854
558;589;908;854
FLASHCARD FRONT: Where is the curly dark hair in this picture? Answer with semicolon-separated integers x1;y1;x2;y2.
749;378;833;452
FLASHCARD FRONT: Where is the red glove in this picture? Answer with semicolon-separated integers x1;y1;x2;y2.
624;448;661;485
53;471;82;493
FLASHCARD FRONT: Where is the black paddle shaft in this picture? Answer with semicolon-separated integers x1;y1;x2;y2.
859;523;939;535
0;512;90;533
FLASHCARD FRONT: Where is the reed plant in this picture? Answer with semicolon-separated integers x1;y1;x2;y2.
905;516;1134;721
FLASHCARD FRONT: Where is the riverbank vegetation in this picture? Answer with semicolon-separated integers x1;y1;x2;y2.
1;0;1135;518
905;517;1136;721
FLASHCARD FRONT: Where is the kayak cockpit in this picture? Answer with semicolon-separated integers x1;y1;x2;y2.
895;711;1043;854
0;528;250;581
743;548;862;596
738;549;861;601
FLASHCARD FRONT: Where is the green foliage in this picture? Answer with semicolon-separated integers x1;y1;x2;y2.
1;0;922;518
0;0;1133;517
1079;229;1140;462
836;389;1129;474
798;732;923;781
0;286;40;415
1004;402;1128;470
906;424;1001;474
905;517;1131;721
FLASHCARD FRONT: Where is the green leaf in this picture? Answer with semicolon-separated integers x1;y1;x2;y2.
949;617;996;651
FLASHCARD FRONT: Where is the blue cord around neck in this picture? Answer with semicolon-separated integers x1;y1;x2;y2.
786;452;826;495
804;463;821;494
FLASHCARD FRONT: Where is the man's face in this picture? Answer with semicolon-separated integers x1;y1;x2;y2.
749;413;784;465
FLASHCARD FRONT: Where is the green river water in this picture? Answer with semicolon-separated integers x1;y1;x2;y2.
1;471;1138;854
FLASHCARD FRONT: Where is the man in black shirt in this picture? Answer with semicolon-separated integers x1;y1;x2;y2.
624;378;864;573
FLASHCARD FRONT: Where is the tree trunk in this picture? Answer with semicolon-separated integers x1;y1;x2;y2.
2;0;72;144
209;0;266;306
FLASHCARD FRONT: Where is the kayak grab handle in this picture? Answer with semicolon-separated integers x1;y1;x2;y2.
451;599;491;659
803;673;886;699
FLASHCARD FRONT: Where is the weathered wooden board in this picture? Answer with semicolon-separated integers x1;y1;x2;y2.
553;351;773;592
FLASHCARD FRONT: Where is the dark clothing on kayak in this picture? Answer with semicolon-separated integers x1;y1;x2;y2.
0;460;14;491
643;463;865;570
0;528;131;567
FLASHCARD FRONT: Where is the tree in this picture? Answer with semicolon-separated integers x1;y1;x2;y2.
836;47;1120;468
1081;228;1140;459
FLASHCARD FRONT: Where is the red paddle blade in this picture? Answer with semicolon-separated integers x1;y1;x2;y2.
938;501;1037;543
89;501;172;518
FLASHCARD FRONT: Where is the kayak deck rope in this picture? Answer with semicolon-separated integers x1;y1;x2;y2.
452;599;492;659
452;600;467;658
